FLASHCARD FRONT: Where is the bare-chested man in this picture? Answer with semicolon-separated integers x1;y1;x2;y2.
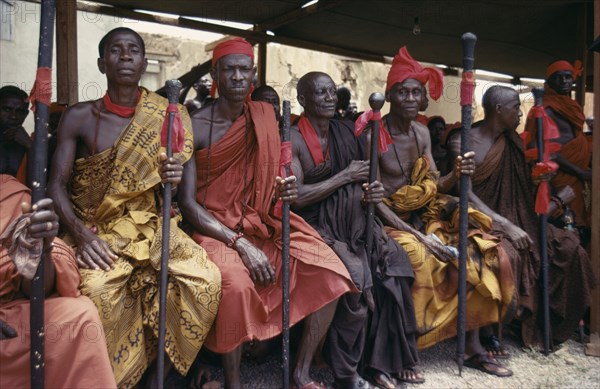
524;60;591;237
292;71;420;389
377;47;514;377
48;27;221;388
178;38;354;389
449;85;595;349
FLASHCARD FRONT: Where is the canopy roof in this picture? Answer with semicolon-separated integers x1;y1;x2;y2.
88;0;595;79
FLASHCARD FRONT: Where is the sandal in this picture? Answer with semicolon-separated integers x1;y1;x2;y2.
464;353;513;377
481;334;510;359
394;367;425;384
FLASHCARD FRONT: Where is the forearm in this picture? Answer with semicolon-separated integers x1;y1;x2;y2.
553;154;588;178
467;190;511;229
375;202;419;235
292;171;350;211
437;171;459;194
48;180;89;242
179;199;239;244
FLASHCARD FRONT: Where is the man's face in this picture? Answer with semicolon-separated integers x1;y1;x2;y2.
547;70;574;96
299;74;337;119
429;121;445;143
97;31;147;86
211;54;255;102
194;77;212;96
255;89;281;120
387;79;424;120
0;96;29;131
497;92;522;131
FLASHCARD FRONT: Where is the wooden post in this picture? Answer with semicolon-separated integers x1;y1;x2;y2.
585;0;600;358
56;0;78;105
258;41;267;87
575;3;586;107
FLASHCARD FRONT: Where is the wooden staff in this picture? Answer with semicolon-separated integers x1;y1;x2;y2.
157;79;182;389
365;93;385;259
457;32;477;376
531;86;551;356
281;100;292;389
29;1;56;387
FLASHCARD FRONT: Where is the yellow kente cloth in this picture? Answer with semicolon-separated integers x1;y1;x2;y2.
384;156;515;349
63;89;221;388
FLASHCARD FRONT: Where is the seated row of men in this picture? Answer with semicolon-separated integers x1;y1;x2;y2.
0;28;595;389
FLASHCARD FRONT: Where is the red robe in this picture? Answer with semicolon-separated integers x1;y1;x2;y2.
192;102;354;353
0;174;116;389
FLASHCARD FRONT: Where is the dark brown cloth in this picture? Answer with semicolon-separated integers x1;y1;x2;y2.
471;130;595;346
297;119;418;377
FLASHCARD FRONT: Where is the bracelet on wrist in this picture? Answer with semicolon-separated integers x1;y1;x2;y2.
227;232;244;248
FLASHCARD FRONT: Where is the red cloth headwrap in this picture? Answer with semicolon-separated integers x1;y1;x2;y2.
545;60;583;79
211;37;255;98
386;47;444;101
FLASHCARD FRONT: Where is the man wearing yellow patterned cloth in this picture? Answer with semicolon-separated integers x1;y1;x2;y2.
376;47;515;378
48;28;221;388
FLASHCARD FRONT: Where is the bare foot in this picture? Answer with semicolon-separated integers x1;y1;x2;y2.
394;367;425;384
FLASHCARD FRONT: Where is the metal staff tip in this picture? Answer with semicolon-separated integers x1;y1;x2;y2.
165;79;183;104
368;92;385;111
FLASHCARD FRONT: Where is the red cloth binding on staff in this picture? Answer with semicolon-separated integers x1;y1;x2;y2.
354;110;393;153
532;161;559;215
274;140;293;217
521;106;561;161
27;67;52;112
460;71;475;106
161;103;185;153
522;106;561;215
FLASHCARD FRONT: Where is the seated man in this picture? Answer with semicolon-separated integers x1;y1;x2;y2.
292;71;420;389
377;47;514;377
48;27;221;388
184;76;213;113
449;85;595;348
0;174;116;389
0;86;31;183
178;38;354;389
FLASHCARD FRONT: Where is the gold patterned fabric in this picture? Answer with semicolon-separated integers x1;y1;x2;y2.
63;89;221;388
385;156;515;349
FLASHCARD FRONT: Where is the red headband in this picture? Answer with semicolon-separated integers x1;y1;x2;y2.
212;37;254;66
211;37;254;98
545;60;582;79
386;46;444;101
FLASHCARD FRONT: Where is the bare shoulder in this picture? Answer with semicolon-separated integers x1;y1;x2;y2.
58;100;98;137
290;126;304;150
412;120;430;139
190;103;214;148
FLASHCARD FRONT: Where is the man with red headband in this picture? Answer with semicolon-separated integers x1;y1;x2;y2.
48;28;222;388
377;47;514;378
178;37;355;389
524;60;591;242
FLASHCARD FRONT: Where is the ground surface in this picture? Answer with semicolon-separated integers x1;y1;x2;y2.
167;333;600;388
